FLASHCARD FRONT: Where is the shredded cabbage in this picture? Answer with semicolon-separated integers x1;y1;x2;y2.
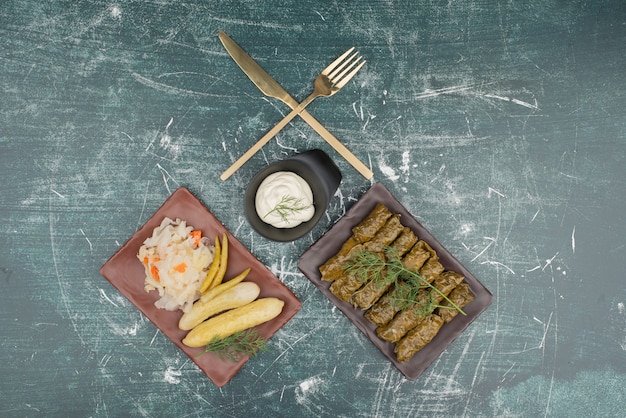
137;217;214;312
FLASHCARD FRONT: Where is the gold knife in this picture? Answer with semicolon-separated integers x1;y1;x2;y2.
218;31;373;181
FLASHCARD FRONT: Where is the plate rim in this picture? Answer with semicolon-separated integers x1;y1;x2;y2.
297;182;493;380
100;186;302;387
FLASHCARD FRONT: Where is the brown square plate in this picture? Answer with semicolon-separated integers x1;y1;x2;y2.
297;182;492;380
100;187;302;387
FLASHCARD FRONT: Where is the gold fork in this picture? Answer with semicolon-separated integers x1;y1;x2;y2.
221;48;365;180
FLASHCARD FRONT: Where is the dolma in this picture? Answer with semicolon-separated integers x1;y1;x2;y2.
376;271;464;342
328;244;384;302
320;203;392;282
402;240;433;273
331;216;403;301
329;274;364;301
389;227;418;258
362;214;404;253
351;203;392;243
364;281;412;326
431;271;465;304
394;314;444;362
418;257;445;283
329;248;385;301
438;282;474;323
351;267;392;309
319;237;359;282
376;289;434;342
352;228;418;310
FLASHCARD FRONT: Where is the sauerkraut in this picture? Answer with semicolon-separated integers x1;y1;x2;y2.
138;217;214;312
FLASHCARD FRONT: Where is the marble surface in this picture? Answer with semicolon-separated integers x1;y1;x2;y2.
1;1;625;416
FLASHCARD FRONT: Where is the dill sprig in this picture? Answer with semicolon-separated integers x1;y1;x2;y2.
343;251;389;287
343;246;467;315
387;281;430;312
264;195;312;223
198;329;268;361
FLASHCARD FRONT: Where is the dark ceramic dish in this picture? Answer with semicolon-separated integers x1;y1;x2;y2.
245;149;342;242
297;182;493;380
100;187;302;387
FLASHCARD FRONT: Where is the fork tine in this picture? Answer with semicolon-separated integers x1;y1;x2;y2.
322;47;355;75
328;51;361;80
333;60;366;89
330;54;363;82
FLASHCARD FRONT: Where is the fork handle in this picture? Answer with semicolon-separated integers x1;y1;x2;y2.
220;93;317;180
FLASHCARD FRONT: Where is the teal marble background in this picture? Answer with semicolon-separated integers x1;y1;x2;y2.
1;1;625;416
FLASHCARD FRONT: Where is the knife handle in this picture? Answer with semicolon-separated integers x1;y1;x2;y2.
298;110;373;180
221;94;316;181
220;134;273;181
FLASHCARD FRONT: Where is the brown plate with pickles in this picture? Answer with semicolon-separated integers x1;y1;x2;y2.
297;182;492;380
100;187;302;387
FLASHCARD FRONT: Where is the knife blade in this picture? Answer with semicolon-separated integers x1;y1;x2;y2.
218;31;373;181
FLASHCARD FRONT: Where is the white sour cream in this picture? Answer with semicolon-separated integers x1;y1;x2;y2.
255;171;315;228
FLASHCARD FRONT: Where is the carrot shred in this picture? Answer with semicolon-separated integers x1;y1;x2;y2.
150;265;160;282
173;263;187;273
190;230;202;247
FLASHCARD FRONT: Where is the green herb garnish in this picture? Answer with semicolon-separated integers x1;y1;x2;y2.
342;250;390;287
198;329;268;361
343;246;467;315
264;195;312;223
